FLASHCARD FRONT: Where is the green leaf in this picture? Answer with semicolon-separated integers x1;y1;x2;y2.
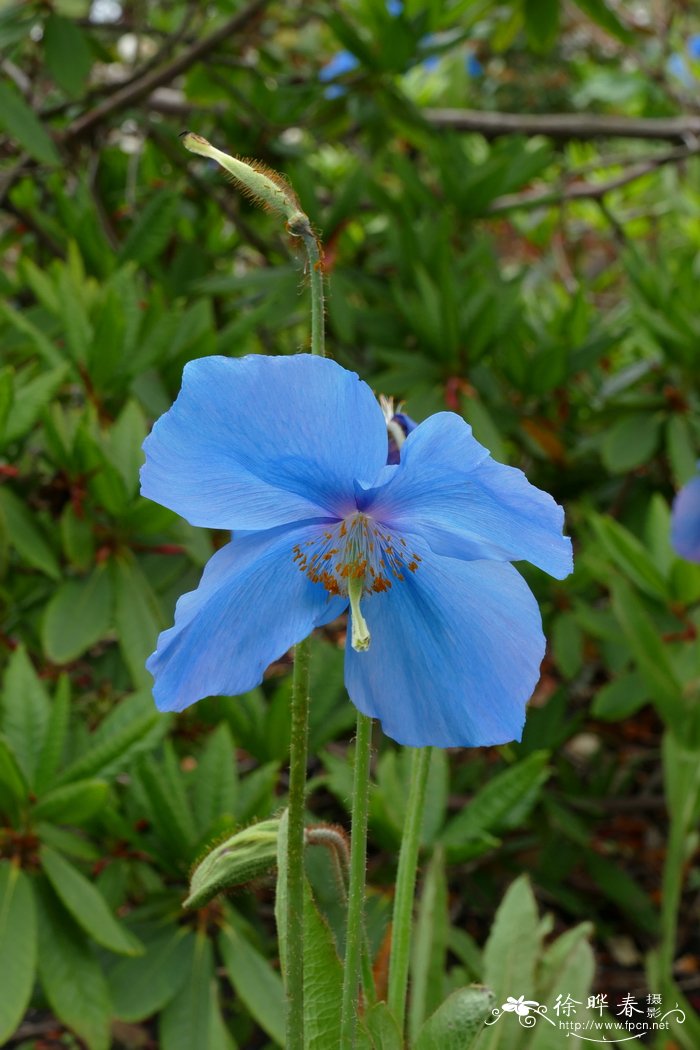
0;487;60;579
275;808;344;1049
0;862;37;1044
0;80;60;165
159;932;222;1050
666;415;698;486
585;851;657;934
440;752;550;859
41;565;113;664
0;734;28;819
591;670;648;721
43;14;92;97
192;723;238;832
409;846;448;1041
59;504;96;572
359;1002;404;1050
414;986;495;1050
589;513;668;600
119;192;179;266
531;927;595;1049
219;924;285;1046
482;875;540;1008
609;577;684;729
1;645;50;787
137;744;196;861
0;301;63;366
36;881;112;1050
573;0;634;43
109;927;193;1022
524;0;559;53
601;413;660;474
56;704;160;785
112;554;164;687
0;368;13;444
40;845;144;956
551;612;584;680
4;365;66;444
33;778;109;824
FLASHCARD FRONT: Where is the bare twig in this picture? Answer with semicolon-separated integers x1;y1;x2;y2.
487;145;699;214
425;108;700;143
63;0;270;142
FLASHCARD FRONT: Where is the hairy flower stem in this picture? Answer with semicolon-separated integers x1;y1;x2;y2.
286;637;311;1050
284;203;325;1048
387;746;432;1034
299;225;325;358
340;712;374;1047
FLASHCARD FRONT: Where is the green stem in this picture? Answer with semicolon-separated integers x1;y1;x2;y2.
283;213;325;1049
285;637;311;1050
387;746;432;1034
301;229;325;357
340;712;374;1047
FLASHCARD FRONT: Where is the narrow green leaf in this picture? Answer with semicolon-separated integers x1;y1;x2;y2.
276;808;344;1046
482;875;540;1007
158;932;218;1050
41;565;114;664
56;708;160;786
0;487;60;579
119;191;179;266
585;851;657;935
0;734;28;814
109;927;193;1022
573;0;634;43
40;845;143;956
0;80;60;165
0;301;63;366
610;577;684;729
36;881;112;1050
601;414;660;474
33;779;109;824
590;513;668;600
43;14;92;97
137;745;196;860
1;645;50;787
591;671;648;721
524;0;559;53
440;752;550;859
219;925;285;1046
359;1002;404;1050
4;365;66;444
112;554;164;686
0;862;37;1044
192;723;238;832
409;846;448;1041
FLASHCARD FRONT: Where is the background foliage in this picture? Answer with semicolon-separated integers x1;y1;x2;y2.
1;0;699;1047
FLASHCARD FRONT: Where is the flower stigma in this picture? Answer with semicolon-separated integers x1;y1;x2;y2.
291;512;422;651
348;576;371;651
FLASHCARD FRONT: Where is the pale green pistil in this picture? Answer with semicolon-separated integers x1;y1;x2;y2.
348;576;371;652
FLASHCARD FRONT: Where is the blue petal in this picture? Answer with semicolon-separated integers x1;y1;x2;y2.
141;354;388;530
671;473;700;563
344;541;545;747
148;524;348;712
362;412;572;579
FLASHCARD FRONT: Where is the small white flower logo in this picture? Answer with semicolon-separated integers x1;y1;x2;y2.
502;995;540;1016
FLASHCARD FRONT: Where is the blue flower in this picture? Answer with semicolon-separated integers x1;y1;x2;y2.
141;354;572;747
671;469;700;563
319;51;359;83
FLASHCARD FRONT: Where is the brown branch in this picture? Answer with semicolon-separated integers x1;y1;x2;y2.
424;108;700;143
63;0;270;142
487;145;699;214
